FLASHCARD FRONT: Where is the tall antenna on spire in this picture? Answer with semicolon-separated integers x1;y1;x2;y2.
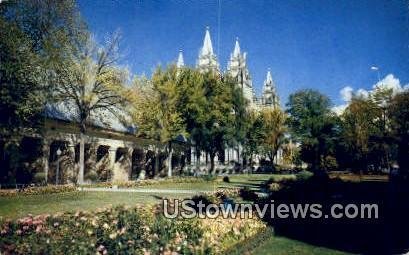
217;0;221;57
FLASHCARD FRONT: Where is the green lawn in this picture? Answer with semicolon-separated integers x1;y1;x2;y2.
251;235;351;255
0;191;192;220
0;174;278;219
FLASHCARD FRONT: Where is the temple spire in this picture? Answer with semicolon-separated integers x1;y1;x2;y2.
196;26;219;72
176;49;184;68
233;37;240;57
265;69;273;86
201;26;214;55
262;68;279;108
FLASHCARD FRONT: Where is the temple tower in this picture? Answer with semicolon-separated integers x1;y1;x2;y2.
226;38;256;108
196;27;219;73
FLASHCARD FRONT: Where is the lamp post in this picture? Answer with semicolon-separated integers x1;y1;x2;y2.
56;148;62;185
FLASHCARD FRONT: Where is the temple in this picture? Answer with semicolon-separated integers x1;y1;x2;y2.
180;27;280;111
181;27;283;167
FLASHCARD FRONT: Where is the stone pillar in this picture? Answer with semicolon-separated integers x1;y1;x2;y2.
68;142;77;183
191;146;196;166
108;147;117;182
126;148;133;180
42;139;50;184
154;147;160;177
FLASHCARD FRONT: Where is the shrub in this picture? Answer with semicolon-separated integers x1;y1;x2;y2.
80;176;218;189
296;170;314;181
84;171;98;182
202;174;217;182
239;187;258;201
269;174;297;183
269;183;282;192
320;155;339;171
0;185;77;197
33;172;46;184
223;176;230;183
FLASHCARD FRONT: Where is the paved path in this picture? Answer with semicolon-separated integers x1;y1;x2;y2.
78;187;211;194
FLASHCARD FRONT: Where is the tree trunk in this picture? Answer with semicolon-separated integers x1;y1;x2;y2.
154;147;159;177
269;152;276;173
195;146;200;170
210;152;216;175
78;133;85;184
167;142;172;177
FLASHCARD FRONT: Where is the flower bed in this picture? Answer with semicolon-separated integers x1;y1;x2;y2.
0;185;77;197
0;203;266;254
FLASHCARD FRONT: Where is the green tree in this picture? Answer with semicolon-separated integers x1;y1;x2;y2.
1;0;91;183
0;18;44;138
371;86;394;171
196;73;236;174
242;110;263;167
389;91;409;177
173;68;206;168
286;89;338;173
228;76;249;166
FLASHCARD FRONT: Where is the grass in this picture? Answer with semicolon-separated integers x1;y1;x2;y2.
226;228;351;255
251;235;351;255
0;191;191;220
0;174;279;220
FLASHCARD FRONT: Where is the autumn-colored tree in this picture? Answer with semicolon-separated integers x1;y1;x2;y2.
258;108;287;169
131;66;187;177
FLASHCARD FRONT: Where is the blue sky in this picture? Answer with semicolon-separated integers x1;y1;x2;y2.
78;0;409;106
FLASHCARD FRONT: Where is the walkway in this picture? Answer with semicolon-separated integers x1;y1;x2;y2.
78;187;210;194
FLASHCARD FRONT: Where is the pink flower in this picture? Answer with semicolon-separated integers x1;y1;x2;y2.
97;245;105;252
16;230;22;235
33;220;43;225
35;225;42;233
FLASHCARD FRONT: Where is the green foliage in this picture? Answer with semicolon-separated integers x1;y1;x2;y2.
0;0;88;136
389;91;409;176
84;171;98;182
267;174;297;183
131;67;247;174
239;186;258;201
0;185;76;197
287;89;339;172
202;174;217;182
33;172;46;184
0;18;45;135
295;170;314;181
320;155;338;171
